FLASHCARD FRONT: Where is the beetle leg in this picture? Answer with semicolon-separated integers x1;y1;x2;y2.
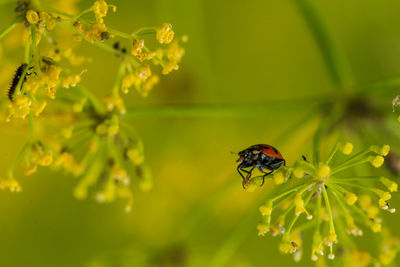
237;165;247;188
258;166;273;186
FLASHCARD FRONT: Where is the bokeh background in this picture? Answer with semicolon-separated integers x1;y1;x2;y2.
1;0;400;266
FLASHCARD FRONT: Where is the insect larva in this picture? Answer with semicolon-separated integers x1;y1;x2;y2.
8;63;28;102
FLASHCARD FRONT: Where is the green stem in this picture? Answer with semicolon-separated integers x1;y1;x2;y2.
7;143;29;179
322;184;335;231
330;158;369;175
0;21;16;40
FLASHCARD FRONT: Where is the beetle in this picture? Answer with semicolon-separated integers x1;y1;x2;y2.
236;144;285;188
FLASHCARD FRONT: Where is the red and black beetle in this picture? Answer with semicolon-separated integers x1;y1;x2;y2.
236;144;285;188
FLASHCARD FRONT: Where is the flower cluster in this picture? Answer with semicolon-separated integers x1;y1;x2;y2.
252;142;398;264
0;0;185;210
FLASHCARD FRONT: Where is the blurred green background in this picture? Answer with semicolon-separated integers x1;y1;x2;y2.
1;0;400;266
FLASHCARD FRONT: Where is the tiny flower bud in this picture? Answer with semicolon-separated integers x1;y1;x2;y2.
340;142;353;155
369;155;384;168
273;172;285;184
316;163;330;179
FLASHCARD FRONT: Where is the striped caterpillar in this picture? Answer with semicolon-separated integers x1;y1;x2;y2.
8;63;28;102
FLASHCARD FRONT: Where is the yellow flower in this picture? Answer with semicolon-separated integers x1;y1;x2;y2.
62;74;82;88
73;21;85;33
6;95;32;121
84;22;107;43
39;12;57;31
294;193;312;219
0;179;22;192
121;74;135;94
162;41;185;74
55;152;81;175
127;148;144;165
380;177;398;192
156;23;174;44
344;192;357;205
369;155;384;168
141;75;159;97
259;201;273;216
257;223;269;236
273;172;285;184
92;0;109;22
340;142;353;155
26;10;39;24
316;163;330;179
136;65;152;81
130;39;146;61
104;96;126;114
293;167;304;178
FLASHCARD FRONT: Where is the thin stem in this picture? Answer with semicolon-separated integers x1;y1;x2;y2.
0;21;16;40
322;184;335;232
330;158;369;175
271;182;312;202
326;143;339;165
7;143;29;179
